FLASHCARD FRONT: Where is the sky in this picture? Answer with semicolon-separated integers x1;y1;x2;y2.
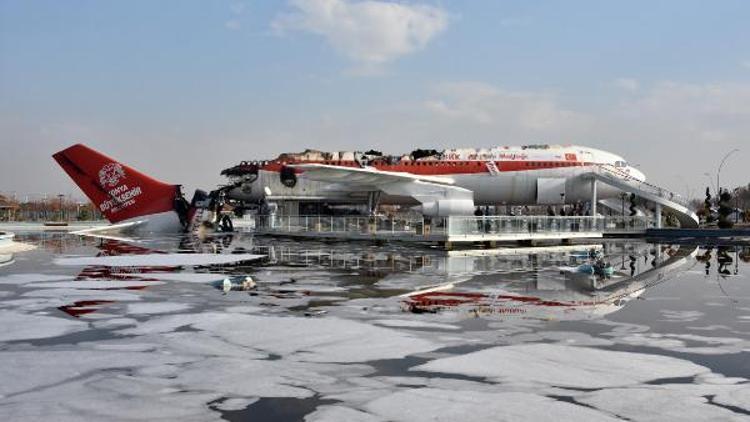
1;0;749;201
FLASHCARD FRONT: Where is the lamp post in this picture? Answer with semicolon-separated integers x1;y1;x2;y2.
57;194;65;222
716;148;740;194
734;187;740;224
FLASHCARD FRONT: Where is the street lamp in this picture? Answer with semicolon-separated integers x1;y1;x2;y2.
57;194;65;222
717;148;740;194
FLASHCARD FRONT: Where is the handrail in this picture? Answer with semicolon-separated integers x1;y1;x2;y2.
250;214;650;237
592;165;689;207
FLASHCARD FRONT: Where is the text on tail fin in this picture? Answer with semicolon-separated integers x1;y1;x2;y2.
53;144;180;223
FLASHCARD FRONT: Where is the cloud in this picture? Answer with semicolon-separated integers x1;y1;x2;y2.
614;78;639;92
741;60;750;70
225;2;245;30
424;82;593;135
614;81;750;142
225;19;242;30
498;16;531;28
272;0;448;66
422;79;750;148
230;2;246;15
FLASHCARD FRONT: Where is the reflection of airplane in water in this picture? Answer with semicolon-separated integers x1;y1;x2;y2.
51;234;720;322
55;236;262;317
245;240;701;321
400;243;699;321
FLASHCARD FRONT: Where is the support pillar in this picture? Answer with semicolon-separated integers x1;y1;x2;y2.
590;179;598;217
655;203;662;228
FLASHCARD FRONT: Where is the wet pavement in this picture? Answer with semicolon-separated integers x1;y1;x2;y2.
1;232;749;421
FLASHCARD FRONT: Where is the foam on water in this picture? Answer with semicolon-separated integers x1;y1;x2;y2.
363;389;620;422
414;344;710;388
1;234;749;421
0;310;88;342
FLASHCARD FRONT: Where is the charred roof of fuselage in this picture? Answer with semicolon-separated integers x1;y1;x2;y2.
219;144;574;177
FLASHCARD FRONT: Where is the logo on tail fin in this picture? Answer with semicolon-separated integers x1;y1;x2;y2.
53;143;181;224
98;163;126;188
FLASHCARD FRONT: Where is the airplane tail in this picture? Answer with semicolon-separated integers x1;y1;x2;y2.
53;144;182;224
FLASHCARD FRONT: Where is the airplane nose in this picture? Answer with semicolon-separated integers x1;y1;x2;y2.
629;167;646;181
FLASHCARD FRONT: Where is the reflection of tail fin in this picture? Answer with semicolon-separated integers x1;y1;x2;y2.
53;144;180;223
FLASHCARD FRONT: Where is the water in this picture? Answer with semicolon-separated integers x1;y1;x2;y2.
1;232;749;421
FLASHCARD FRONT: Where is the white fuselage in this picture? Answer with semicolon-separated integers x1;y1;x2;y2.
229;145;645;207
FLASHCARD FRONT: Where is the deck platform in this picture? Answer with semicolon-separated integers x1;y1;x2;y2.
249;215;649;248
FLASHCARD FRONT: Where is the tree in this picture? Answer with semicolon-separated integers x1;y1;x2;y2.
703;187;714;224
717;189;734;229
629;193;637;216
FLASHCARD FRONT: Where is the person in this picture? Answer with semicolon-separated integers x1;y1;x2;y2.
474;207;483;232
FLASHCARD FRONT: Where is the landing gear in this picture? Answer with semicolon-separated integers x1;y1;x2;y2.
367;191;381;216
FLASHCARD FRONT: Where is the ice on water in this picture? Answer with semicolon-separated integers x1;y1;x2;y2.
2;234;750;421
0;310;88;342
414;344;710;388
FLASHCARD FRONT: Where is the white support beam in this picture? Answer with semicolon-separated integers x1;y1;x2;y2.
590;179;598;216
655;203;662;228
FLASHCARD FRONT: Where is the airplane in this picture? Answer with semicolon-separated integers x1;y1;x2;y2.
53;144;237;234
53;143;652;235
221;144;648;217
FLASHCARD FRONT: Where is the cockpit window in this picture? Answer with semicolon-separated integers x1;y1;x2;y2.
615;160;627;167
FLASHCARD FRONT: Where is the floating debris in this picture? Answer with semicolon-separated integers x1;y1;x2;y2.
220;276;257;292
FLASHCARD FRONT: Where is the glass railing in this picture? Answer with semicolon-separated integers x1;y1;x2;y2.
445;215;649;237
251;215;650;237
252;215;447;236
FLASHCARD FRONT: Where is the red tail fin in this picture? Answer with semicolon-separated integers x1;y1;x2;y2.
53;144;180;223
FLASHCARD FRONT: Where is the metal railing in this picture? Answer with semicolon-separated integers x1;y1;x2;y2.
251;214;650;238
594;165;689;207
446;215;648;237
252;214;445;236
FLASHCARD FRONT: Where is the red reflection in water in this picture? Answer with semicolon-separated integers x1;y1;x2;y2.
402;291;594;316
59;239;176;317
58;300;115;317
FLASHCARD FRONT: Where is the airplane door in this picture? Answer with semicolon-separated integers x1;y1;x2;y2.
537;178;566;204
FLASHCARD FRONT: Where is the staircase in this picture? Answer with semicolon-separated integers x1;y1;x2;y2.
485;161;500;176
586;165;699;228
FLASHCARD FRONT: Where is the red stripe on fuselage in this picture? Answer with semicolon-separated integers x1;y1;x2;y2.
261;160;591;175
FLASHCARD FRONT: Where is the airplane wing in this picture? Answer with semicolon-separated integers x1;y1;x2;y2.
290;164;457;186
291;164;474;215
